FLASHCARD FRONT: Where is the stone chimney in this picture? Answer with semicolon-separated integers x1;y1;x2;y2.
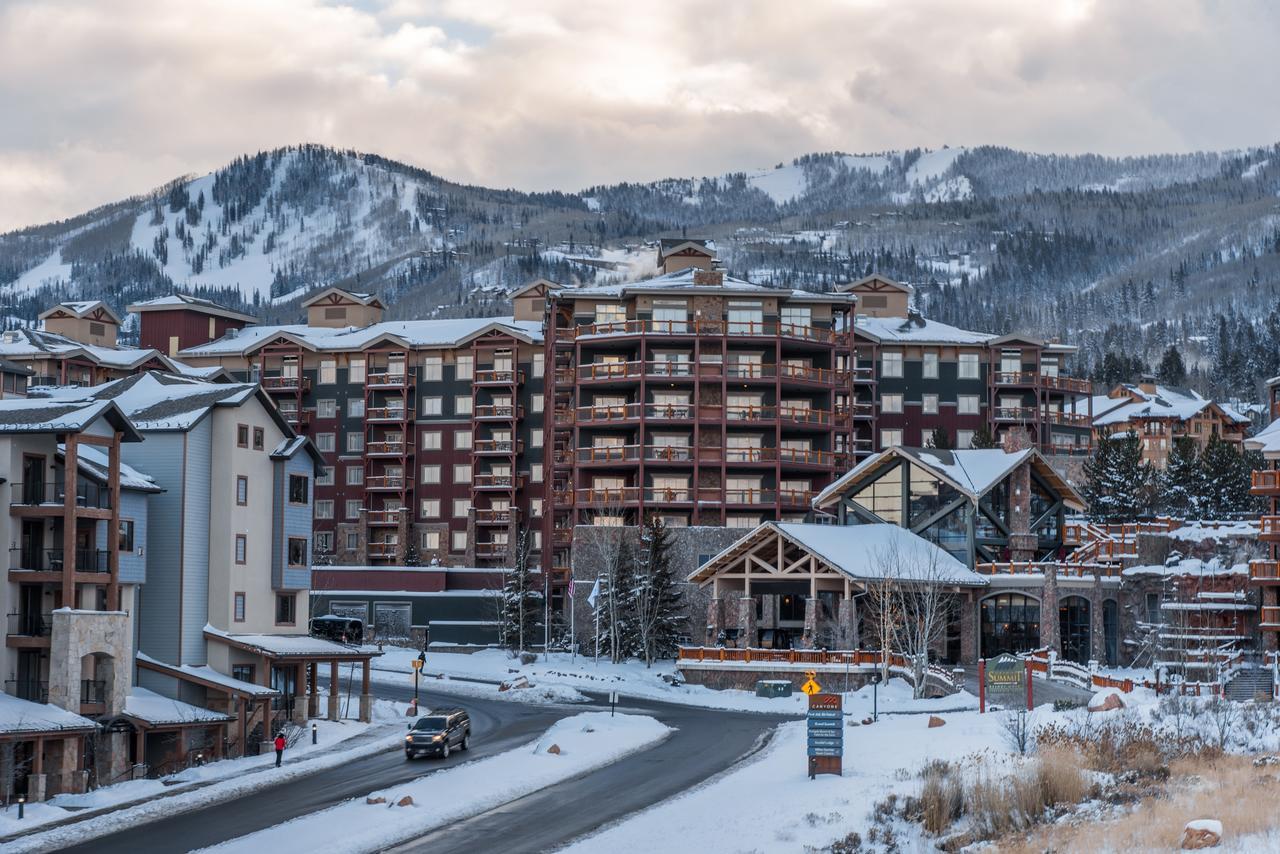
1002;426;1037;562
1137;374;1158;395
1001;425;1033;454
692;269;723;287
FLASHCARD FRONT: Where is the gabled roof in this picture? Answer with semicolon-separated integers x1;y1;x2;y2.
813;446;1085;511
509;278;556;299
271;434;326;472
657;238;715;258
38;300;123;325
853;314;993;345
688;521;987;586
1089;383;1249;428
59;443;163;492
300;287;385;310
127;294;258;324
838;273;913;294
0;690;97;735
0;328;189;374
0;396;142;441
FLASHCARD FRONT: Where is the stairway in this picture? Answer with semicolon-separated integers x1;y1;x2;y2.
1224;667;1274;702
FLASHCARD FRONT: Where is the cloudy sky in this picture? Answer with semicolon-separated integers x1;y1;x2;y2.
2;0;1279;231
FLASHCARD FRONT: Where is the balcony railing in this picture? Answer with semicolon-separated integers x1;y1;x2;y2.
474;509;512;525
1262;516;1280;540
364;509;404;525
644;487;693;503
366;441;407;455
644;445;695;463
6;611;52;637
993;406;1037;421
9;548;110;573
1041;375;1091;394
474;542;508;558
475;369;523;385
367;542;399;558
474;405;522;420
1047;411;1092;427
1250;560;1280;582
1263;606;1280;628
779;489;817;506
11;481;112;510
474;474;519;488
778;406;833;426
261;375;307;392
81;679;107;705
725;404;775;422
366;407;408;421
645;403;697;421
5;679;48;703
576;487;642;505
1253;470;1280;495
366;371;412;388
725;488;775;505
577;403;642;422
474;439;522;455
578;445;641;463
365;475;405;489
559;318;842;343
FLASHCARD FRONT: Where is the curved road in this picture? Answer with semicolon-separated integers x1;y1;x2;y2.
61;678;793;854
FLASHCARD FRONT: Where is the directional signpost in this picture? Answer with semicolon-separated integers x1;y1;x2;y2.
805;674;842;779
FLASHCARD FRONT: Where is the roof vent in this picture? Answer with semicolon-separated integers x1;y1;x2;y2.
225;328;238;338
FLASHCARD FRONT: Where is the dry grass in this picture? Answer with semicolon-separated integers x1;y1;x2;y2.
1002;754;1280;853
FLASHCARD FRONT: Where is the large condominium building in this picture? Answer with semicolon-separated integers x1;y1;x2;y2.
166;288;546;571
1083;379;1249;468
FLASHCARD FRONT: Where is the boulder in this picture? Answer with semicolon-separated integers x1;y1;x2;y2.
500;675;531;692
365;796;386;805
1088;690;1126;713
396;795;415;807
546;743;561;755
927;716;946;728
861;717;873;726
1180;819;1222;849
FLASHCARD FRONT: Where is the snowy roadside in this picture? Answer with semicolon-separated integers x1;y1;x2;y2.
375;646;979;714
194;711;672;854
0;699;405;852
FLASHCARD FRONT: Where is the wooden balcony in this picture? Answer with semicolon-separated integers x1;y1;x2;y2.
475;369;523;385
474;542;508;558
993;406;1037;422
1249;560;1280;583
1252;470;1280;496
575;487;641;506
474;439;522;455
367;542;399;558
578;445;641;464
644;488;693;504
644;445;695;463
366;407;408;422
991;371;1039;386
366;371;413;388
366;441;407;456
1047;411;1092;427
365;475;405;490
474;509;512;525
1261;516;1280;542
556;318;843;344
778;489;817;507
1041;375;1091;394
474;405;523;420
261;375;309;393
364;509;403;525
473;473;520;489
1263;606;1280;630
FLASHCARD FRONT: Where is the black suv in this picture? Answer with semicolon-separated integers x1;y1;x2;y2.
405;709;471;759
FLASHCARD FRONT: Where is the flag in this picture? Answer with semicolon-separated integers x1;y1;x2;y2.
567;579;575;599
587;578;601;609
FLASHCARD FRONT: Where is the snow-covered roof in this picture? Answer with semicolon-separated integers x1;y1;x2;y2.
554;266;853;304
1247;417;1280;457
0;328;181;373
1122;558;1249;578
0;692;97;734
176;315;543;357
690;521;987;586
38;299;122;324
36;372;268;432
813;446;1081;509
853;314;994;345
127;294;258;324
136;653;280;697
60;442;162;492
124;687;234;726
0;396;141;440
1090;383;1249;428
204;625;381;657
300;287;384;309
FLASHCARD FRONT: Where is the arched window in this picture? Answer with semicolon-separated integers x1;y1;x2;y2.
980;593;1041;658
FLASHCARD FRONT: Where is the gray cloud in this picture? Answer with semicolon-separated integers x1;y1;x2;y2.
2;0;1279;231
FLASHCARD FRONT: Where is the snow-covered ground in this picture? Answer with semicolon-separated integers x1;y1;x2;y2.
0;699;404;849
196;712;671;854
375;646;979;714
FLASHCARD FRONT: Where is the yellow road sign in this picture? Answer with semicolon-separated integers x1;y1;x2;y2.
411;658;423;671
800;677;822;695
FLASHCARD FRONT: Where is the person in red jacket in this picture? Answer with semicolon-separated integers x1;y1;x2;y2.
274;732;286;767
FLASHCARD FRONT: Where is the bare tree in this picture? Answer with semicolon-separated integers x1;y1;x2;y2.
571;496;636;664
861;575;899;684
879;539;956;699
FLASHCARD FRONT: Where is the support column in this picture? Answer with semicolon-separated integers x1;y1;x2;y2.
801;597;819;649
1266;588;1279;653
106;431;121;611
836;597;858;650
308;662;319;717
736;597;757;648
1006;457;1036;563
960;590;979;664
60;735;84;795
292;661;307;725
760;594;778;634
62;433;78;606
705;597;725;645
359;660;372;723
29;736;47;802
1089;578;1106;665
327;660;340;721
1040;566;1061;653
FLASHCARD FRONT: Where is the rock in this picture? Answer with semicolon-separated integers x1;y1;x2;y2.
1180;819;1222;849
366;796;386;805
396;795;415;807
861;717;873;725
546;743;561;755
927;716;946;728
1088;689;1126;713
500;675;530;692
520;652;538;665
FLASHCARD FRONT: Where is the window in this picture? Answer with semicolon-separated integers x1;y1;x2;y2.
531;358;544;378
316;433;335;453
726;515;760;529
594;303;626;325
726;300;763;334
530;430;543;448
315;532;333;552
455;396;473;415
253;427;264;450
881;352;903;378
317;399;336;419
421;431;442;450
451;531;468;551
422;355;442;381
319;360;336;384
234;592;246;622
346;432;364;453
236;475;249;505
276;593;296;624
289;474;309;504
531;394;544;413
453;499;470;518
315;499;334;519
958;395;980;415
881;393;903;414
421;464;441;484
880;429;903;448
348;357;366;384
454;430;472;450
237;424;249;448
922;394;939;414
957;430;975;449
421;397;442;416
420;498;440;518
530;498;543;517
452;464;471;483
421;530;441;550
455;355;473;380
287;538;307;567
780;305;812;334
345;533;359;551
89;321;105;337
346;500;362;519
235;535;247;564
346;466;364;486
923;352;939;379
317;466;334;486
347;399;365;418
958;353;980;380
531;463;543;483
118;520;135;552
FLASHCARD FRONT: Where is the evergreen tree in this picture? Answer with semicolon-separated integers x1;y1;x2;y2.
499;531;540;653
633;516;685;666
1083;431;1153;522
1160;436;1203;517
928;427;952;449
1199;434;1253;518
969;423;998;449
1156;346;1187;385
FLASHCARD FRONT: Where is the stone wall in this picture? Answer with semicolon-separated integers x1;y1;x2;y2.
49;610;133;716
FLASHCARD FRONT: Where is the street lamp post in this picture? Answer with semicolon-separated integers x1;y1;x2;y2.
871;673;881;722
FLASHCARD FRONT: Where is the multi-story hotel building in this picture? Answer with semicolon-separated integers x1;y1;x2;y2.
1085;379;1249;468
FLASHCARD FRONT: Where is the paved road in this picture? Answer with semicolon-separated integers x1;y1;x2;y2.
63;678;792;854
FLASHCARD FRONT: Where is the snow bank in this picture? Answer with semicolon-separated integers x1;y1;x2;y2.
196;712;671;854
